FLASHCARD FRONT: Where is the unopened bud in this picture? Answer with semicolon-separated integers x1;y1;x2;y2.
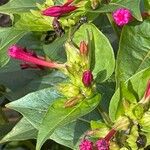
82;70;93;87
144;80;150;100
113;116;130;131
90;0;100;9
80;41;88;55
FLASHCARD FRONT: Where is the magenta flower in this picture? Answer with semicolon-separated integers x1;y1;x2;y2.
96;129;117;150
96;139;109;150
144;80;150;99
42;0;77;18
8;45;64;69
112;8;132;26
82;70;93;87
79;139;93;150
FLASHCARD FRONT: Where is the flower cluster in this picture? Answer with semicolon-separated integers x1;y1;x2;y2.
79;129;116;150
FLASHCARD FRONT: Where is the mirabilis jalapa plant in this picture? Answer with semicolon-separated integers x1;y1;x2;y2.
0;0;150;150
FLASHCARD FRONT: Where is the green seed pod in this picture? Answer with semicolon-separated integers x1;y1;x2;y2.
58;83;80;98
127;125;139;150
110;142;120;150
139;110;150;132
113;116;130;131
90;0;101;9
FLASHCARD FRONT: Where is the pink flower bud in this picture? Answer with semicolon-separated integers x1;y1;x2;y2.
144;80;150;99
8;45;64;69
82;70;93;87
80;41;88;55
112;8;132;26
79;139;93;150
96;139;109;150
42;0;77;18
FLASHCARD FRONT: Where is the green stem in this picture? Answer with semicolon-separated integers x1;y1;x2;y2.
106;13;120;38
97;107;113;127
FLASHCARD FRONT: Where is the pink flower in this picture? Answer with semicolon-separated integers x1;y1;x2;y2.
96;139;109;150
144;80;150;99
42;0;77;18
8;45;64;69
82;70;93;87
79;139;93;150
96;129;117;150
112;8;132;26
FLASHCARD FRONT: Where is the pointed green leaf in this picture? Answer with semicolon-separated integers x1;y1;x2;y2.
0;0;44;13
0;28;26;68
116;19;150;86
0;118;37;143
36;94;101;150
6;88;62;128
73;23;115;82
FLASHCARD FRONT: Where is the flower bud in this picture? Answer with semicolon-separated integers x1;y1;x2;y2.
82;70;93;87
79;139;93;150
144;80;150;100
80;41;88;55
42;0;77;18
90;0;100;9
113;116;130;131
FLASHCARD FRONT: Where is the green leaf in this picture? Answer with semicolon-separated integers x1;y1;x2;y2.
144;0;150;12
116;19;150;86
0;0;44;14
14;12;53;31
87;0;142;21
109;67;150;121
0;118;37;143
0;123;15;141
73;23;115;82
1;110;100;149
0;28;26;68
36;94;101;150
6;88;62;128
43;34;67;62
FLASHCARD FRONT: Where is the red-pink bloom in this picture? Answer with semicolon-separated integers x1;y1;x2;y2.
79;139;93;150
42;0;77;18
8;45;64;69
82;70;93;87
112;8;132;26
96;139;109;150
144;80;150;99
96;129;117;150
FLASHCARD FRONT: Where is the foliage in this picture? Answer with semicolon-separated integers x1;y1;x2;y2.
0;0;150;150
